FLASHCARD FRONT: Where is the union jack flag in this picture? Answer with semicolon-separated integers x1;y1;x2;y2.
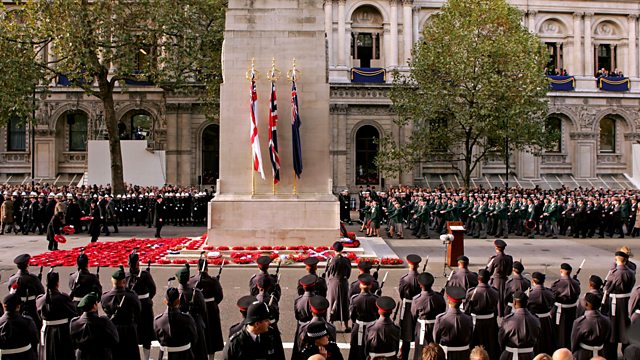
250;73;265;179
268;81;280;184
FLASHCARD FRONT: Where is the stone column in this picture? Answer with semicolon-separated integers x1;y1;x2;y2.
584;13;593;76
384;23;391;68
325;1;333;67
413;5;420;43
337;0;346;66
573;12;583;75
527;10;537;33
390;0;399;67
628;14;637;77
402;0;413;65
178;106;192;186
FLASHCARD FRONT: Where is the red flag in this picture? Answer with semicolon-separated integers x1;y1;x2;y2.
250;73;265;179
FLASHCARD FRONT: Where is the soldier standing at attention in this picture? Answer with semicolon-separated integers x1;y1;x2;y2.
326;241;352;332
297;257;327;297
154;287;199;360
485;239;513;318
526;272;557;355
364;296;400;360
411;272;446;360
551;263;581;349
101;265;142;360
603;251;636;359
69;252;102;309
498;291;541;360
445;255;478;292
433;286;473;360
348;261;380;298
292;275;317;360
570;293;611;360
398;254;421;360
463;269;500;360
0;294;39;359
189;255;224;360
36;270;77;360
8;254;45;332
348;274;378;360
249;256;282;301
176;264;208;360
70;292;119;360
503;261;531;316
125;251;157;360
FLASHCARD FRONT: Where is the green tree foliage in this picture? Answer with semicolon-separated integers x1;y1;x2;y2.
378;0;552;188
0;0;226;193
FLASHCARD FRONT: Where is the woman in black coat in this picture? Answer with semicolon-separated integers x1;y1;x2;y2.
46;212;64;251
88;201;102;243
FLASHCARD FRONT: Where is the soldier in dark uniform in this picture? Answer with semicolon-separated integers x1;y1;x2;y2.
485;239;513;318
254;274;280;327
301;322;343;360
526;272;556;355
8;254;45;332
463;269;499;360
297;257;327;297
249;256;282;302
70;292;120;360
125;251;156;360
229;295;256;338
603;251;636;359
292;275;317;360
221;301;285;360
364;296;400;360
154;287;199;360
411;272;446;360
577;275;603;317
101;265;141;360
188;256;224;359
326;242;352;332
503;261;531;315
69;252;102;309
348;274;378;360
176;264;208;360
550;263;581;349
630;282;640;324
297;296;337;354
433;286;473;360
154;195;166;238
398;254;421;359
498;291;541;360
0;294;39;360
339;190;352;224
570;293;611;360
348;261;380;298
36;270;77;360
445;255;478;292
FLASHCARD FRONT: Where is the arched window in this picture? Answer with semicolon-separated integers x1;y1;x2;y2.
545;116;562;153
599;117;616;153
350;5;383;68
131;114;152;140
68;112;88;151
202;124;220;185
355;125;379;185
7;116;26;151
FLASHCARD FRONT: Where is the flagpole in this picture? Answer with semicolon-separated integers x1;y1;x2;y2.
288;58;302;196
247;58;259;196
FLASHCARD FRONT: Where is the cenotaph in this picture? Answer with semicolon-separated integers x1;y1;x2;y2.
208;0;338;246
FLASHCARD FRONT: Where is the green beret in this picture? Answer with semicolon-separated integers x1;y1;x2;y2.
112;265;126;280
78;292;99;310
176;263;190;283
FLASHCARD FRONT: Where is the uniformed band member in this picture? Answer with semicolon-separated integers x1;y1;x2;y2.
101;265;141;360
8;254;45;332
189;256;224;360
70;292;119;360
125;250;157;360
364;296;400;360
154;287;199;360
36;270;77;360
433;286;473;360
221;301;285;360
527;272;557;355
176;264;208;360
498;290;541;360
464;269;500;360
398;254;421;359
249;256;282;302
229;295;256;337
411;272;446;360
570;293;611;360
445;255;478;292
603;250;636;359
0;293;39;360
298;257;328;297
485;239;513;318
326;242;352;331
301;321;343;360
348;274;378;360
551;263;581;349
68;252;102;309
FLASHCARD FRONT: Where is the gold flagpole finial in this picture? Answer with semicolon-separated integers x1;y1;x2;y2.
287;58;301;81
246;58;260;81
267;57;281;82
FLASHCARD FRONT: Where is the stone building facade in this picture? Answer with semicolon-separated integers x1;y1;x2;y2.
2;0;640;189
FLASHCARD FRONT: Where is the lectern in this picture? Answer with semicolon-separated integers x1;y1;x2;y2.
446;221;465;266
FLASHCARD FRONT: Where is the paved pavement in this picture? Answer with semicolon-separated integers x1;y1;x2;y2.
0;224;637;359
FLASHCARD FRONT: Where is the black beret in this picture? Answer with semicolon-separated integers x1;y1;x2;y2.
560;263;572;271
457;255;469;264
584;293;602;309
299;274;317;288
112;265;126;280
256;256;273;267
376;296;396;312
310;295;330;313
306;321;328;339
175;264;190;283
478;269;490;281
589;275;603;288
3;293;22;310
494;239;507;248
77;292;98;310
245;302;270;324
77;253;89;268
445;286;466;302
165;288;180;303
357;261;373;271
13;254;30;267
512;290;528;301
332;241;344;252
237;295;257;311
531;272;545;282
357;274;373;286
406;254;422;265
417;272;435;287
128;251;139;266
512;261;524;272
615;251;629;259
46;271;59;288
303;257;319;266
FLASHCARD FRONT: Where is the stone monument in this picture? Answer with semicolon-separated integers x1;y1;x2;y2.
208;0;338;246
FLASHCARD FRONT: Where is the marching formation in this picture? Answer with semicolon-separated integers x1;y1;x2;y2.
0;240;639;360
